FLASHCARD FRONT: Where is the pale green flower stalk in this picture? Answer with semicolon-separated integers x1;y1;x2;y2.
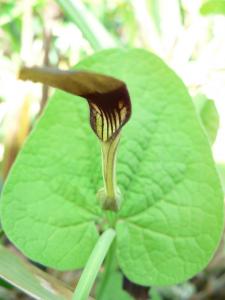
19;66;131;211
98;133;121;211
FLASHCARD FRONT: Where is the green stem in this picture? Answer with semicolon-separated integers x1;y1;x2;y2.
96;240;117;300
100;134;121;211
72;229;116;300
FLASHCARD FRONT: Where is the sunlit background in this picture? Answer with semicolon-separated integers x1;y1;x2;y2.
0;0;225;298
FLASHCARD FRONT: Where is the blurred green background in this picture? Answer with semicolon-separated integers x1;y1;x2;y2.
0;0;225;299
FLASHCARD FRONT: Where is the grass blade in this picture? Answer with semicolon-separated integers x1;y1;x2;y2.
56;0;116;50
0;245;72;300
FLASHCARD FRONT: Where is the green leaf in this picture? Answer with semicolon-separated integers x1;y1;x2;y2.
0;245;72;299
193;94;219;145
149;288;162;300
0;91;102;270
200;0;225;15
96;271;132;300
0;49;223;287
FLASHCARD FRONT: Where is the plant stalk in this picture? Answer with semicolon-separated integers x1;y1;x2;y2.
100;134;121;211
72;229;116;300
96;240;117;299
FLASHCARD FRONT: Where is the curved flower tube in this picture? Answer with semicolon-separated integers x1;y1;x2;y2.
19;66;132;211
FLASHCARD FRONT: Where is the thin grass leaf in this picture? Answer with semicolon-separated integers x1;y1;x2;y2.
55;0;117;50
0;245;72;300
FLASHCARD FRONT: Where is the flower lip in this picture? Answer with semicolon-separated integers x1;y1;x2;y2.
19;66;131;142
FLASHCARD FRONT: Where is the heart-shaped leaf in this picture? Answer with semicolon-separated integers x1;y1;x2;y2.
0;49;223;286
